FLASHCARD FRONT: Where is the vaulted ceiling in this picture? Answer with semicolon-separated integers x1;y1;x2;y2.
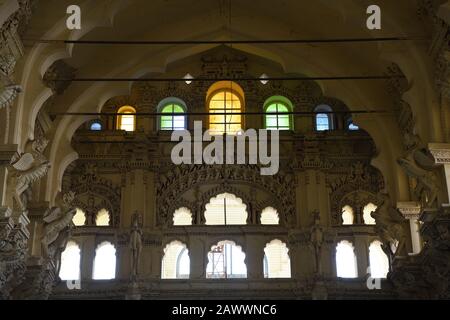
6;0;449;203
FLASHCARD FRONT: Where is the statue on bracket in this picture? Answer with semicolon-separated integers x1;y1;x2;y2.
40;192;76;260
397;132;440;208
5;135;50;212
371;193;408;261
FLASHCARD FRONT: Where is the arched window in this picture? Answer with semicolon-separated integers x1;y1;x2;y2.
260;207;279;225
363;203;377;225
208;81;244;135
336;240;358;278
160;103;186;131
116;106;136;132
90;122;102;131
263;240;291;278
173;207;193;226
341;205;354;225
161;241;190;279
92;241;116;280
95;209;110;226
264;97;293;130
72;208;86;226
204;193;248;225
314;105;334;131
369;240;389;278
206;240;247;279
59;241;81;281
347;119;359;131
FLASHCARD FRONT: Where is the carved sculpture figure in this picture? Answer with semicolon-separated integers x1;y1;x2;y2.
40;192;76;259
129;212;143;281
5;136;50;211
371;193;407;259
398;132;439;208
309;211;324;275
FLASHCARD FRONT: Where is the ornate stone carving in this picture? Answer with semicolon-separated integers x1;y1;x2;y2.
12;258;57;300
63;162;121;226
4;135;50;212
429;143;450;164
329;162;384;224
397;202;422;220
129;211;143;282
390;206;450;298
156;164;296;227
397;134;440;208
372;193;408;259
309;211;324;275
40;192;76;259
42;60;76;95
0;213;28;299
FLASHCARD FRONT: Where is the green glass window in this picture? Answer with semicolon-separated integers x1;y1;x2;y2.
265;102;291;130
160;104;186;130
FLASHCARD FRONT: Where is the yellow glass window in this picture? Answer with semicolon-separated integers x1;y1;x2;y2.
117;106;136;132
209;90;242;135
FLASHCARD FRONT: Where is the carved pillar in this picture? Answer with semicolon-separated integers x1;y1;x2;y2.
80;236;95;281
397;202;422;254
11;257;56;300
354;236;369;278
0;210;29;299
189;237;205;279
429;143;450;203
244;236;264;279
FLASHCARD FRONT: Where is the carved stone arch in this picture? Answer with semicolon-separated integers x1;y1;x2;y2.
200;184;251;217
156;164;296;226
66;174;121;227
71;192;116;226
167;200;196;227
337;190;380;225
161;239;190;259
330;162;384;225
257;201;284;225
263;238;292;258
206;237;247;255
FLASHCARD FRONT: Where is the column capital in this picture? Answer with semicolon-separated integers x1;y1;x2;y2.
428;143;450;164
397;201;421;220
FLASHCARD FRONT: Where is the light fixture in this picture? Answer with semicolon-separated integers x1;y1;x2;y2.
184;73;194;85
260;73;269;85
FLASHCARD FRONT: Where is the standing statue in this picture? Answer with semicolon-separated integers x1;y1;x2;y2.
129;212;143;282
40;192;76;259
310;211;324;275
